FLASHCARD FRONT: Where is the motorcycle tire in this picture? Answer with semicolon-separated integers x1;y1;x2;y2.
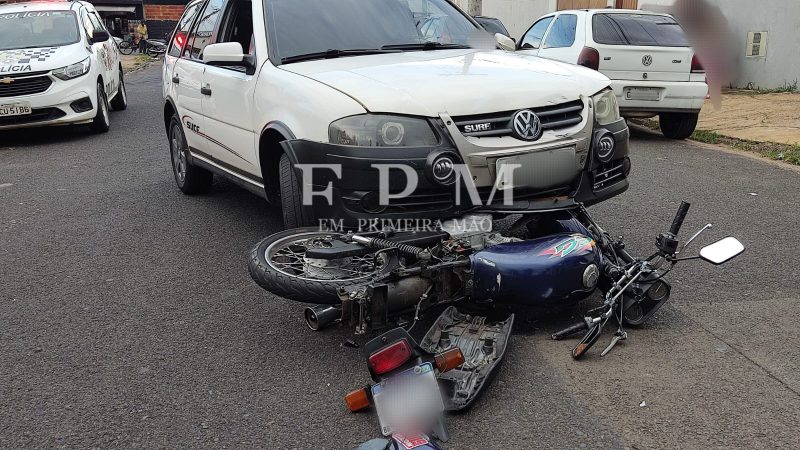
249;228;396;305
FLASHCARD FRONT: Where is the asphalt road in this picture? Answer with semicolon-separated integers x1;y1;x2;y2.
2;66;799;449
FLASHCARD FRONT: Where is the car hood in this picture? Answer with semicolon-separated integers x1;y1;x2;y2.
279;49;611;117
0;43;86;75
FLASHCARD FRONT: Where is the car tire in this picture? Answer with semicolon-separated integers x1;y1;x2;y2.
90;82;111;133
279;153;314;228
168;115;212;194
659;112;699;140
110;71;128;111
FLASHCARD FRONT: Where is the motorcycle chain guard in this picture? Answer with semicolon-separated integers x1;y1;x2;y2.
420;306;514;411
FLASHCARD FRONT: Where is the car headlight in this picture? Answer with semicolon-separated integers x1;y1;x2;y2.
592;90;620;126
52;57;91;81
329;115;438;147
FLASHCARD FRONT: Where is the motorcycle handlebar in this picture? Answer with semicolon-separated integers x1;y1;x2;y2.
669;201;691;235
551;320;589;341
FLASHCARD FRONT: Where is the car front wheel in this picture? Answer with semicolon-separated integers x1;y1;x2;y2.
279;153;314;228
659;112;699;140
168;115;212;194
90;82;110;133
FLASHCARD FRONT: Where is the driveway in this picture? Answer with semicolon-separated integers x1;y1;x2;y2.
1;66;798;449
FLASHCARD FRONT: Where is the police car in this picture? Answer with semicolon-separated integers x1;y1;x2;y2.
0;0;126;132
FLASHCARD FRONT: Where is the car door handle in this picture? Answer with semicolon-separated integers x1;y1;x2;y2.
200;85;212;96
172;76;180;84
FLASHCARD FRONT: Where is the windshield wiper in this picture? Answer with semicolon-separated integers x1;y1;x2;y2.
281;48;400;64
381;42;472;51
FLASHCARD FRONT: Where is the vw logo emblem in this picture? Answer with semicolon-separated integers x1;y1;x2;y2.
512;109;542;141
642;55;653;66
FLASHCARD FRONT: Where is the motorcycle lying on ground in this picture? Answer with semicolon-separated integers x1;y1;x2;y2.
249;200;745;415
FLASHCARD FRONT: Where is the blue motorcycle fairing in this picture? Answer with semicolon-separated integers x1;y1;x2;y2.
471;233;602;305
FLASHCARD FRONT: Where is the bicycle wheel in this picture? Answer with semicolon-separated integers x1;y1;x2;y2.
118;41;134;55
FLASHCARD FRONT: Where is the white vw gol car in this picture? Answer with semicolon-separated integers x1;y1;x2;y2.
518;9;708;139
0;1;127;133
163;0;631;228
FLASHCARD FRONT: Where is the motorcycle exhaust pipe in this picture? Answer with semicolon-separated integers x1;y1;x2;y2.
304;305;341;331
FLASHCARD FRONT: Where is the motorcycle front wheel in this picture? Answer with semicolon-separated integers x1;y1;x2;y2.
248;228;396;304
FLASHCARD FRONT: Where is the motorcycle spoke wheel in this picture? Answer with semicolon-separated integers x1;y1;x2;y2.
266;233;384;282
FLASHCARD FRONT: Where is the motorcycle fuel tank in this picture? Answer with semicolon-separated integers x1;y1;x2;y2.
470;233;602;305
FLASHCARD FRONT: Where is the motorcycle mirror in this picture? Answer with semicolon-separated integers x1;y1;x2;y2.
699;237;745;265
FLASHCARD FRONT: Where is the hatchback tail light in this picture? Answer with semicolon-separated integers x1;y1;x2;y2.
691;54;705;73
368;339;413;375
578;47;600;71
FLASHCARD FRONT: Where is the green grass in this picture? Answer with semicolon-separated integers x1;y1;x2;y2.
630;118;800;167
691;129;721;144
738;79;798;94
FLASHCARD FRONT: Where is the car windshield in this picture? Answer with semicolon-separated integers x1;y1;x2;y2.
266;0;480;63
0;10;80;51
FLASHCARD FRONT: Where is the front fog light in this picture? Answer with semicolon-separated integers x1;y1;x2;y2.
425;151;460;185
594;131;616;163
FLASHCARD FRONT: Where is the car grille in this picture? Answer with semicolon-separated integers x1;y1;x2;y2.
593;160;625;191
452;99;585;138
0;107;65;126
0;72;53;98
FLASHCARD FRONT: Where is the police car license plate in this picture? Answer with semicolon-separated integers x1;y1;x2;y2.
0;102;32;117
370;362;444;436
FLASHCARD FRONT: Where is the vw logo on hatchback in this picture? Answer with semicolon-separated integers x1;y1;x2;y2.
642;55;653;66
512;109;543;141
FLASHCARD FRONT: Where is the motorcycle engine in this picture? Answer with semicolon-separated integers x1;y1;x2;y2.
440;214;520;252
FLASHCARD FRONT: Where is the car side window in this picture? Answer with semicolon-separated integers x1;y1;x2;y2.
543;14;577;48
185;0;225;60
170;2;203;57
520;16;553;50
217;0;254;55
88;12;105;32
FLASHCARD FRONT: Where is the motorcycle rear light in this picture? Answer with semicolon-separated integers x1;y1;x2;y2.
434;348;465;373
368;339;412;375
578;47;600;71
345;387;371;412
691;54;705;73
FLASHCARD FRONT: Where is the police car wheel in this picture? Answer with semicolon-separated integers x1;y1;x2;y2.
91;82;111;133
110;71;128;111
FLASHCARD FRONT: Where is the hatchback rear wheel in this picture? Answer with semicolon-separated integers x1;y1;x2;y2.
659;112;699;140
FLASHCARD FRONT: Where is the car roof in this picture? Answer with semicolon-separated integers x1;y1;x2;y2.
559;8;672;16
0;0;88;13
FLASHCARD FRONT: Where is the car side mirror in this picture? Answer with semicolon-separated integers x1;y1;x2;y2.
203;42;256;74
699;237;745;265
90;30;110;44
495;33;515;52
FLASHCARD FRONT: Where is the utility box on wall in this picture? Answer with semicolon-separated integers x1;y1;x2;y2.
746;31;768;58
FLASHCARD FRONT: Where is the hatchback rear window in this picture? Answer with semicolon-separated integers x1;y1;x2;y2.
593;13;689;47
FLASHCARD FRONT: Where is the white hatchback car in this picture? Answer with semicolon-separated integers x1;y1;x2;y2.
163;0;632;228
0;1;126;133
519;9;708;139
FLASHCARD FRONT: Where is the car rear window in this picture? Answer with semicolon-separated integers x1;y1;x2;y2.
593;13;689;47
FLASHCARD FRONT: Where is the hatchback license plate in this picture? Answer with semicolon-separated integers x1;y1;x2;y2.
371;363;444;436
625;87;661;101
0;102;32;117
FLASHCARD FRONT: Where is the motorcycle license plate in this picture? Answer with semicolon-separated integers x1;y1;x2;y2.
370;363;444;436
0;102;32;117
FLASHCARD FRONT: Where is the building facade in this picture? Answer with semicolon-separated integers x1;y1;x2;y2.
88;0;187;39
